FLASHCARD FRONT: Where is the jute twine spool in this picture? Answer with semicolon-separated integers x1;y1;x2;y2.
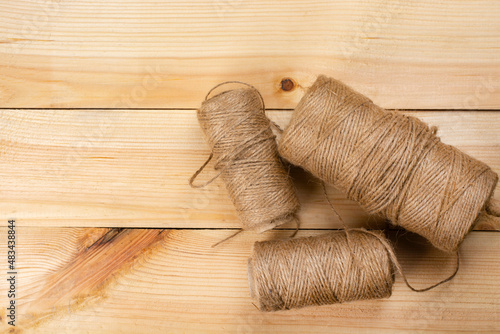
248;229;394;311
278;75;499;252
190;83;300;233
248;228;458;311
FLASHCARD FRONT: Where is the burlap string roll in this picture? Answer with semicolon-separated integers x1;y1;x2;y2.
248;230;394;311
190;85;300;232
278;75;498;252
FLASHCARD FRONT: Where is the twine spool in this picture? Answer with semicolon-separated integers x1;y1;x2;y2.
190;84;300;233
278;75;498;252
248;229;395;311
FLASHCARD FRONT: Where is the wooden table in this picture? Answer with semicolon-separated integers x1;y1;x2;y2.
1;1;499;332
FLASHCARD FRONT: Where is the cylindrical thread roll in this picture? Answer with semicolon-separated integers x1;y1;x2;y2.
195;88;300;232
248;230;394;311
278;75;498;252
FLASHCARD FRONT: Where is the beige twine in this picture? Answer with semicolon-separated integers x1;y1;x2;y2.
248;228;461;312
278;75;499;252
190;84;300;233
248;229;393;311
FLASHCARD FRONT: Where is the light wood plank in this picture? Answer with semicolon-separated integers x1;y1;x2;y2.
1;1;500;109
0;228;498;333
0;109;499;229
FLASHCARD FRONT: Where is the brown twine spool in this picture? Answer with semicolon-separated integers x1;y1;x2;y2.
248;229;395;311
248;227;460;312
278;75;499;252
190;83;300;233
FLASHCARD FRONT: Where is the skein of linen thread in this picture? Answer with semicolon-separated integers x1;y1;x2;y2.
278;75;498;252
248;229;394;311
190;85;300;233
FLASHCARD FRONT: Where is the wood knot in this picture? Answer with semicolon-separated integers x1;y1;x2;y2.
280;78;295;92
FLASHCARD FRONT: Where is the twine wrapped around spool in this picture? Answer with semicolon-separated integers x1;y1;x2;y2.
278;75;499;252
190;84;300;233
248;229;395;311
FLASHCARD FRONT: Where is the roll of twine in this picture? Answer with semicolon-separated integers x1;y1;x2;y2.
248;229;395;311
278;75;499;252
190;83;300;233
248;227;460;311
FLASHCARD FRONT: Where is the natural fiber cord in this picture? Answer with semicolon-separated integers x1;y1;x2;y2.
190;85;300;232
278;75;498;252
248;229;394;311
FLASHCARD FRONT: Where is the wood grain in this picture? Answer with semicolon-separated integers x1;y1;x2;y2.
0;109;498;229
1;0;500;109
24;228;166;321
0;228;498;333
1;1;499;332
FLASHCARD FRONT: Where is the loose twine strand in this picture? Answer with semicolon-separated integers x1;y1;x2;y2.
278;75;499;253
190;81;300;237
